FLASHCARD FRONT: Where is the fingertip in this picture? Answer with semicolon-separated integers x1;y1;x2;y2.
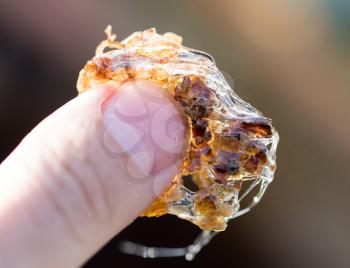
0;79;188;268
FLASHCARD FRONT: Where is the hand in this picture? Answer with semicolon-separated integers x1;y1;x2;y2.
0;80;186;268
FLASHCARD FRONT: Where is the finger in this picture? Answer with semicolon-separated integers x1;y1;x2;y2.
0;80;186;268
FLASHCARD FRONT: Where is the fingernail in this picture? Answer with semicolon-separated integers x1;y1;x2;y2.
101;80;186;192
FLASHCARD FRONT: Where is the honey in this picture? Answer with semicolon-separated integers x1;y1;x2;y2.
77;27;279;232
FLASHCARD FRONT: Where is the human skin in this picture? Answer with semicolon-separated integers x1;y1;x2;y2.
0;80;185;268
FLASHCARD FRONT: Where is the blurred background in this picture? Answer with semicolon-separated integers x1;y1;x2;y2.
0;0;349;267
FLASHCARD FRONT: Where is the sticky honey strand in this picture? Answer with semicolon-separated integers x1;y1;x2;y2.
77;27;279;232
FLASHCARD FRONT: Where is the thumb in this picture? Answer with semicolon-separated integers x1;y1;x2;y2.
0;80;186;268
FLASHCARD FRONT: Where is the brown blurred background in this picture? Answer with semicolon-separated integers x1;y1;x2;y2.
0;0;349;267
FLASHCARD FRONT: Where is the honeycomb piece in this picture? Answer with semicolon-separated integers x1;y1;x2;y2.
77;26;279;231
